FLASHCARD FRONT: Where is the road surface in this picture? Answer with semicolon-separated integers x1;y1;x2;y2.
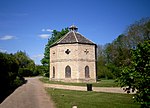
0;77;55;108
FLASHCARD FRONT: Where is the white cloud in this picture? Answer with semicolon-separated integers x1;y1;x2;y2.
39;28;53;39
0;48;7;53
41;29;45;32
33;54;44;58
39;34;51;39
41;28;53;32
0;35;15;40
46;29;53;32
32;54;44;65
32;54;44;60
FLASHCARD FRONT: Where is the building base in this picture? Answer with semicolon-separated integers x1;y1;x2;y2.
50;78;96;83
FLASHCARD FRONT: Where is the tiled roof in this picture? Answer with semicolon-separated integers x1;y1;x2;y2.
50;25;96;47
55;31;95;45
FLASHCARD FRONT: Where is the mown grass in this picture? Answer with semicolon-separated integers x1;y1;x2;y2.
40;77;119;87
46;88;140;108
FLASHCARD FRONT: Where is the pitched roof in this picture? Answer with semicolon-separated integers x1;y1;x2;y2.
50;25;96;47
58;31;95;44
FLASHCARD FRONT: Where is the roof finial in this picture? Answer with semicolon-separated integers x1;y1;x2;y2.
69;24;78;32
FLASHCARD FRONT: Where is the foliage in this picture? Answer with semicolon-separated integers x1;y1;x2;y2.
18;68;33;77
14;51;38;77
41;28;69;76
0;52;25;103
35;65;48;76
96;18;150;107
125;17;150;46
13;76;25;88
0;51;41;102
14;51;31;68
46;88;140;108
97;18;150;80
96;45;114;79
104;34;132;77
118;40;150;107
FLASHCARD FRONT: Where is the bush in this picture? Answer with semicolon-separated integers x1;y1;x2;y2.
0;52;25;103
35;65;49;77
13;76;25;88
97;66;114;79
19;68;37;77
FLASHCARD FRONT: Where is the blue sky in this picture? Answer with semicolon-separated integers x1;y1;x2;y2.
0;0;150;65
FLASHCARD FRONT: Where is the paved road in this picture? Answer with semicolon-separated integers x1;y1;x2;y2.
0;77;55;108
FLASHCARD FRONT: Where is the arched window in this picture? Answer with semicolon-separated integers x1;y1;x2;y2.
53;66;55;78
85;66;90;78
65;65;71;78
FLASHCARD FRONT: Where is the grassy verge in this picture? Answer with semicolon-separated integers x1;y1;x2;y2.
46;88;140;108
40;77;119;87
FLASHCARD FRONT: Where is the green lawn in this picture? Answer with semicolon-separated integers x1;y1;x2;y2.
46;88;140;108
40;77;119;87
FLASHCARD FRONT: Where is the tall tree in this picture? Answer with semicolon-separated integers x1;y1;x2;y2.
125;17;150;48
104;18;150;77
112;17;150;107
14;51;37;76
118;40;150;107
97;45;114;79
41;28;69;76
14;51;34;68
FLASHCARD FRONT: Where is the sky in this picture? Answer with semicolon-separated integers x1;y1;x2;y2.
0;0;150;65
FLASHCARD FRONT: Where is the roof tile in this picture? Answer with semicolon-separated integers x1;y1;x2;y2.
57;31;95;44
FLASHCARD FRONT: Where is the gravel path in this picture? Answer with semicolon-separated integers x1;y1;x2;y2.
44;83;131;94
0;77;55;108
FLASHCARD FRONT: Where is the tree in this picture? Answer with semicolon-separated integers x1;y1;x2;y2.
125;17;150;48
103;18;150;107
118;40;150;107
97;45;114;79
41;28;69;77
14;51;37;77
14;51;33;68
0;52;25;103
104;18;150;78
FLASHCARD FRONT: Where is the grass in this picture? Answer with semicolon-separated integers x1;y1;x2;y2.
40;77;119;87
46;88;140;108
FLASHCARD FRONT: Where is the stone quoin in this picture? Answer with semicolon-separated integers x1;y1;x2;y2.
50;25;97;82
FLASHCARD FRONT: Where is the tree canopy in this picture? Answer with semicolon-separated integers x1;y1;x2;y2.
118;40;150;107
97;17;150;79
0;50;42;102
0;52;25;103
96;17;150;107
14;51;39;77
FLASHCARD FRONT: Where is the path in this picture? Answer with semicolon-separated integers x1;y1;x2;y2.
44;83;132;94
0;77;55;108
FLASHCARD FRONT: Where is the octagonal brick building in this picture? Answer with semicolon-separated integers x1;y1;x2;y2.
50;25;97;82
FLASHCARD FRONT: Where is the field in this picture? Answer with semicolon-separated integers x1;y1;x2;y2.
40;77;119;87
46;88;140;108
